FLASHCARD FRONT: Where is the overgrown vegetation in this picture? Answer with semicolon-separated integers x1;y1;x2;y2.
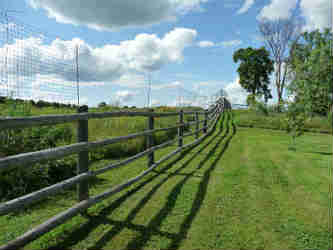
232;108;331;134
288;28;332;117
0;98;202;201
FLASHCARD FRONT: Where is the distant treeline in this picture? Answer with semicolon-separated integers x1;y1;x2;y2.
0;96;78;109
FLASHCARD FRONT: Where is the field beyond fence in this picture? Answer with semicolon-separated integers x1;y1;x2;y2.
0;97;229;250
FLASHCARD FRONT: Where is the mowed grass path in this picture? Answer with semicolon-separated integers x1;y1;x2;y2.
1;111;331;249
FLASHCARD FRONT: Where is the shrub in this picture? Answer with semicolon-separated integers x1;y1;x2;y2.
284;102;306;150
255;102;269;116
0;156;76;201
98;102;107;108
0;122;75;201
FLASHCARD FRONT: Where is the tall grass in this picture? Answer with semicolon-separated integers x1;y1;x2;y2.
233;109;331;134
0;101;201;201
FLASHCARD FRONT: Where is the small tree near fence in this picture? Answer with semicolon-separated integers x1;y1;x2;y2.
284;101;305;151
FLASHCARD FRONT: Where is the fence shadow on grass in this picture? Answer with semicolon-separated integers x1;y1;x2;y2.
166;120;236;250
123;114;236;250
307;151;333;156
44;113;235;250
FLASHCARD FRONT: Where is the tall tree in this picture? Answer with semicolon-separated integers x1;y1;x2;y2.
288;28;333;116
258;15;303;110
233;47;274;103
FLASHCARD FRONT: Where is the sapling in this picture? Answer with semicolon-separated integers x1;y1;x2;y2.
284;102;305;151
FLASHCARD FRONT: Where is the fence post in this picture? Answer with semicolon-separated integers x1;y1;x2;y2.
178;110;184;147
77;105;89;202
203;109;208;133
147;109;154;167
195;111;199;139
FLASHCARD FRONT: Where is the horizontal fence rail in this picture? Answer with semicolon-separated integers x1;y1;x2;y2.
0;97;231;250
0;111;208;130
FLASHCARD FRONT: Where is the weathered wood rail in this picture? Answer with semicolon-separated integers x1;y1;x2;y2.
0;97;230;250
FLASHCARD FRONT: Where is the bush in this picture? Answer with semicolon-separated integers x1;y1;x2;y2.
98;102;107;108
255;102;269;116
284;102;306;150
0;123;75;201
0;156;76;201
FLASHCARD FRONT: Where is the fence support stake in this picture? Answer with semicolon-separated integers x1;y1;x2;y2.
203;110;208;133
178;110;184;147
77;105;89;202
147;109;154;167
195;111;199;139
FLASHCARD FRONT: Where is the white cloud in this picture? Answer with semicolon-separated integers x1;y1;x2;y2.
197;81;211;86
300;0;331;31
152;81;182;90
151;99;161;106
258;0;331;31
114;90;136;103
0;27;197;85
257;0;298;21
219;40;243;47
237;0;255;14
198;40;215;47
28;0;209;30
112;73;147;88
197;39;242;48
192;81;216;93
223;77;248;105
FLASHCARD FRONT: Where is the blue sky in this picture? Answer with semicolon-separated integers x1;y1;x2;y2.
0;0;330;107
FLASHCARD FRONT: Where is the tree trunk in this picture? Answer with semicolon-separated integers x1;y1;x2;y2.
276;61;283;112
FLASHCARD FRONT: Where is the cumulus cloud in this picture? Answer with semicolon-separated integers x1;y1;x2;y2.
257;0;297;21
300;0;331;31
0;27;197;86
112;73;147;88
258;0;331;31
28;0;209;30
237;0;255;14
223;77;248;105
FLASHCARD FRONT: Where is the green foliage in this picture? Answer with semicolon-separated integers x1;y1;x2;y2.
288;28;333;116
246;94;257;108
98;102;107;108
284;102;306;150
232;109;331;134
0;98;77;200
5;98;32;117
0;125;75;201
233;46;274;102
0;103;192;201
267;101;287;113
0;157;76;201
255;102;269;116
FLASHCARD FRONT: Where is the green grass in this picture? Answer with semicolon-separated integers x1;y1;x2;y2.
233;109;332;134
0;102;202;158
1;111;331;250
0;101;204;201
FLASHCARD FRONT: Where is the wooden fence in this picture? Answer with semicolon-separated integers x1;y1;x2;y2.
0;97;230;250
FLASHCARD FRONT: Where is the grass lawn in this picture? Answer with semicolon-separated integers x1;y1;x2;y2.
1;111;332;250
